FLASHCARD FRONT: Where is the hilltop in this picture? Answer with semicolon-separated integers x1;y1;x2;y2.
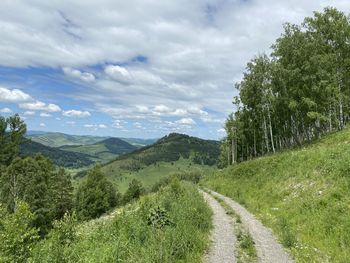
91;133;220;191
27;131;156;148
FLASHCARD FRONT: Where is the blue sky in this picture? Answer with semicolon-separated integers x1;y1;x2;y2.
0;0;349;139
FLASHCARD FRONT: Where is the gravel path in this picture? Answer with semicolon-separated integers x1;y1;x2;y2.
201;190;236;263
208;190;294;263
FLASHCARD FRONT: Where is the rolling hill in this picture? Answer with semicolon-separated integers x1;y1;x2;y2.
27;132;108;147
75;133;220;192
59;138;138;162
20;140;94;168
27;131;157;148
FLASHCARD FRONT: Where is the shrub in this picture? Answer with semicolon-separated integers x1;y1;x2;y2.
75;166;118;220
0;200;39;263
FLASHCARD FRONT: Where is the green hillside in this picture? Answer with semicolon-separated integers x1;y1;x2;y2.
202;127;350;262
20;140;94;168
27;132;157;148
27;132;108;147
75;133;220;192
60;138;138;162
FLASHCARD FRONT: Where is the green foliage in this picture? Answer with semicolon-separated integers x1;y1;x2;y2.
147;206;174;229
20;140;94;168
0;200;39;263
123;179;144;203
32;182;212;263
202;127;350;262
30;212;78;263
105;133;220;171
0;114;26;167
75;166;118;220
0;155;74;234
222;7;350;164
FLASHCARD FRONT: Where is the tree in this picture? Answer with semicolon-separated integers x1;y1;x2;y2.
50;168;74;220
0;200;39;263
221;7;350;166
123;179;145;204
75;166;117;220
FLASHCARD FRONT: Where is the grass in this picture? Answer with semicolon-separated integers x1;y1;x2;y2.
210;192;257;263
202;127;350;262
31;181;212;263
102;158;216;193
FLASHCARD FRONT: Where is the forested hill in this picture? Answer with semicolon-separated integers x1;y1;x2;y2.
20;140;94;168
220;7;350;167
106;133;220;169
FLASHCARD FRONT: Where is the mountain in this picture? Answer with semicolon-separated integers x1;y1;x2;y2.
75;133;220;192
27;132;109;147
112;133;220;168
26;131;156;148
59;138;138;162
20;140;94;168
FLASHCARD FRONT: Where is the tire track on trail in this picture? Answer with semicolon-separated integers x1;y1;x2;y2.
201;190;237;263
208;189;294;263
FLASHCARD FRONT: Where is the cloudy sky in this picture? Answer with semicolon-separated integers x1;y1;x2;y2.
0;0;349;139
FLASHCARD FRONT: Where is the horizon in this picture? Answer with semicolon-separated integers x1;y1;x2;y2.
0;1;349;140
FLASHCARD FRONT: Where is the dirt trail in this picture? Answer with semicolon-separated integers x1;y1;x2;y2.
208;189;294;263
201;190;236;263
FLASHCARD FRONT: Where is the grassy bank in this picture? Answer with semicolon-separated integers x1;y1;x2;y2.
31;181;212;263
202;128;350;262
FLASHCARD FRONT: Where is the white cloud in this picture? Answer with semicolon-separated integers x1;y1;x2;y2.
112;120;124;129
84;123;107;129
20;101;61;112
40;112;52;117
0;87;32;102
39;123;46;127
63;110;91;118
63;67;95;82
66;121;75;125
176;118;196;126
1;1;350;138
24;111;35;116
133;122;143;129
0;107;12;113
217;128;225;133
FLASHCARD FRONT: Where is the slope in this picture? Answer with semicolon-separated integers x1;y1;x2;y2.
202;127;350;262
77;133;220;192
27;132;108;147
60;138;138;162
20;140;94;168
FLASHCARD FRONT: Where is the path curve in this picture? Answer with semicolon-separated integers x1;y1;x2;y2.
201;190;236;263
208;189;294;263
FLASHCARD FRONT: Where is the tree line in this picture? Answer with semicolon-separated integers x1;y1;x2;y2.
220;7;350;166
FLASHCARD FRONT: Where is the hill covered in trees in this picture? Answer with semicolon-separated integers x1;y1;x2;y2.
20;140;94;168
220;7;350;167
110;133;220;169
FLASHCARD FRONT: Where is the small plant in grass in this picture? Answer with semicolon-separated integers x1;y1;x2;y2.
147;206;174;229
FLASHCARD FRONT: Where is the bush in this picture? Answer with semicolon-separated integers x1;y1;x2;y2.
75;166;118;220
0;200;39;263
123;179;145;204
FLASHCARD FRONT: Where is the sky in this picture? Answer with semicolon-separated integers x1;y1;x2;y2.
0;0;349;139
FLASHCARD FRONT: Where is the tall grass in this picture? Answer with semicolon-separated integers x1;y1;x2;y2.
202;127;350;262
31;181;212;263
